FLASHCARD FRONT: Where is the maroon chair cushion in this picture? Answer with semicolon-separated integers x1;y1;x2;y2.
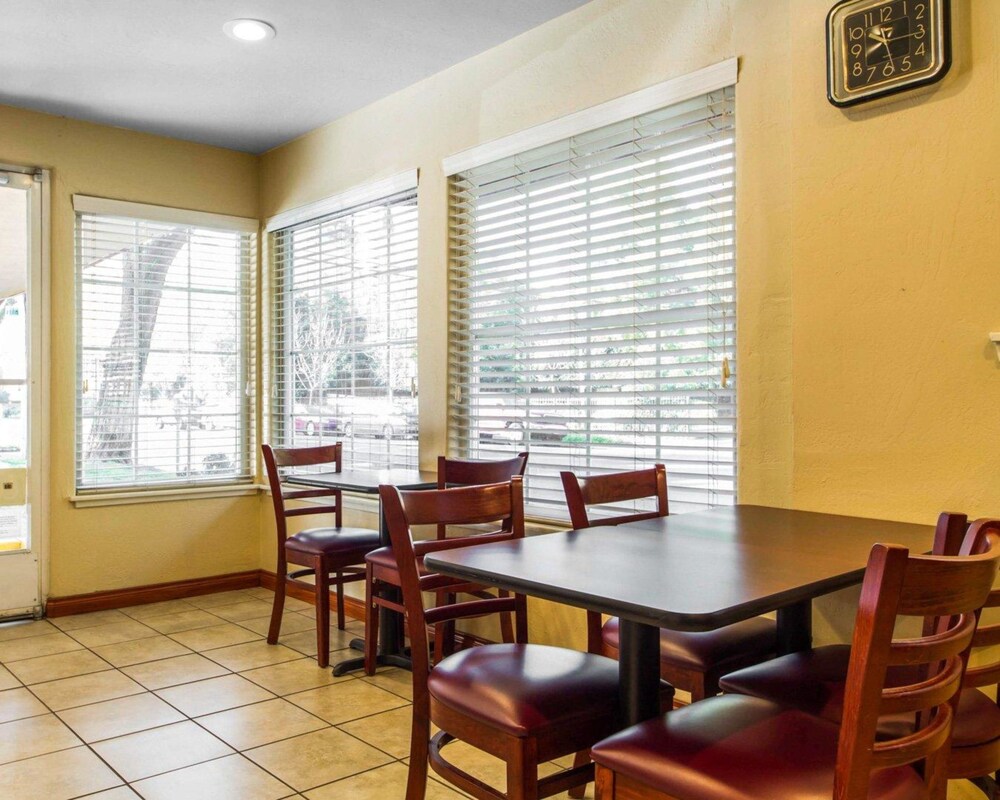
602;616;777;672
285;527;380;558
428;643;620;740
590;695;929;800
720;645;1000;748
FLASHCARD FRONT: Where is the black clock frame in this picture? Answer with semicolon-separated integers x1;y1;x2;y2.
826;0;952;108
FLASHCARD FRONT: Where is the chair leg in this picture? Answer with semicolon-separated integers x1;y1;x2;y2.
568;750;590;799
433;591;456;664
406;699;430;800
498;589;514;643
594;764;616;800
267;559;287;645
507;738;539;800
315;562;331;668
688;673;708;703
335;572;346;630
364;567;380;676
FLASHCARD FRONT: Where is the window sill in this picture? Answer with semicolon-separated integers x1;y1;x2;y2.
69;483;264;508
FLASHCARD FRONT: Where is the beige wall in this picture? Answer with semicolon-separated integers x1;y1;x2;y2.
0;104;260;596
259;0;1000;644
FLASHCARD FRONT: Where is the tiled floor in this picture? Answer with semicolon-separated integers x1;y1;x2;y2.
0;588;986;799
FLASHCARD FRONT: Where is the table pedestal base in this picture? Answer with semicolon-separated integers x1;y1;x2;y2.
618;619;662;726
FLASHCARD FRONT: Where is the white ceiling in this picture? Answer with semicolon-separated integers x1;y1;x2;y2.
0;0;591;154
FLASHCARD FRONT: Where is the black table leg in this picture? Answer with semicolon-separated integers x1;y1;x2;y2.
617;618;661;727
776;599;812;654
332;501;412;676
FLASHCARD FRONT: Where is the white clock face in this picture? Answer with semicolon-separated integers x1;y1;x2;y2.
827;0;950;107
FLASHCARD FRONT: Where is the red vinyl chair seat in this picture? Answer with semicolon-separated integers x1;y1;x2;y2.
428;643;621;740
602;616;777;673
720;644;1000;749
284;527;380;559
590;695;930;800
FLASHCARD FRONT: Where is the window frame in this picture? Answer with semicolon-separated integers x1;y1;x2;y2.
72;195;258;497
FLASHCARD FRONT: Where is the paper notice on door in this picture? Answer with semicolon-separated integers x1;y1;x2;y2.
0;505;27;550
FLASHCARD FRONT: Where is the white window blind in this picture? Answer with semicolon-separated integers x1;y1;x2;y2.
268;189;419;469
75;201;257;491
448;85;736;519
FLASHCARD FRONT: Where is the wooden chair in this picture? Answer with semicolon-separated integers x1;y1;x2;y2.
262;443;380;668
590;532;1000;800
364;452;528;674
560;465;776;701
720;513;1000;799
381;477;626;800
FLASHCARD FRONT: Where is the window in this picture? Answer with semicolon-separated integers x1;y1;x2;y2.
75;197;257;491
268;186;418;470
448;83;736;519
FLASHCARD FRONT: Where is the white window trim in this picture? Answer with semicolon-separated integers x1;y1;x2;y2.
69;482;263;508
442;58;738;176
263;169;419;233
72;195;258;233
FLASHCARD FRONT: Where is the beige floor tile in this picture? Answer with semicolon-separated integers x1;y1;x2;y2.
0;618;57;643
48;609;131;632
119;599;199;620
169;621;263;651
29;669;145;711
338;705;415;759
121;653;230;690
0;746;122;800
241;658;348;696
0;664;19;690
203;640;303;671
188;589;259;609
289;680;407;725
140;609;223;634
245;587;278;600
6;648;112;685
0;631;83;663
155;673;275;717
92;719;233;782
68;619;159;648
0;713;82;765
198;698;328;749
274;630;353;658
133;753;294;800
211;599;276;622
84;787;143;799
305;762;467;800
360;666;414;700
245;727;393;792
91;634;193;667
240;612;315;636
279;596;314;612
0;687;49;723
58;691;185;742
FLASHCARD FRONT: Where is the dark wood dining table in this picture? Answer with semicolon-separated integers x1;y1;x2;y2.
284;467;437;676
424;504;934;726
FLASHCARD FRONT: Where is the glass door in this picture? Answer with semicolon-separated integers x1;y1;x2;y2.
0;166;47;619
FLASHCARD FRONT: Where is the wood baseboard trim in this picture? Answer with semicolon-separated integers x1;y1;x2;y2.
45;570;261;617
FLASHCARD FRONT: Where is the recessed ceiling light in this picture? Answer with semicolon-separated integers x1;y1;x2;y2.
223;19;276;43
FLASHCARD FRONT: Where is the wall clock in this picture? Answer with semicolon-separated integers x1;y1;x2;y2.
827;0;951;107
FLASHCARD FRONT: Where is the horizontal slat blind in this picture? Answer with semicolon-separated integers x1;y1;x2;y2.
268;190;419;470
76;210;256;490
448;86;736;520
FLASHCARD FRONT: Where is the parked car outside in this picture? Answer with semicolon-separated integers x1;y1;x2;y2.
339;399;417;439
292;405;346;437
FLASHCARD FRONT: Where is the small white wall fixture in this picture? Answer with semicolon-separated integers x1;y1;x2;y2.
991;333;1000;362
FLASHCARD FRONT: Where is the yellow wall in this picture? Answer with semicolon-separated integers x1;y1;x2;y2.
0;104;261;596
259;0;1000;644
6;0;998;619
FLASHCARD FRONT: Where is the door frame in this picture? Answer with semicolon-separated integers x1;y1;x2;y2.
0;163;50;616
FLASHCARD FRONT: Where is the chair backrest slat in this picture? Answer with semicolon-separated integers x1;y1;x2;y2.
560;464;667;530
